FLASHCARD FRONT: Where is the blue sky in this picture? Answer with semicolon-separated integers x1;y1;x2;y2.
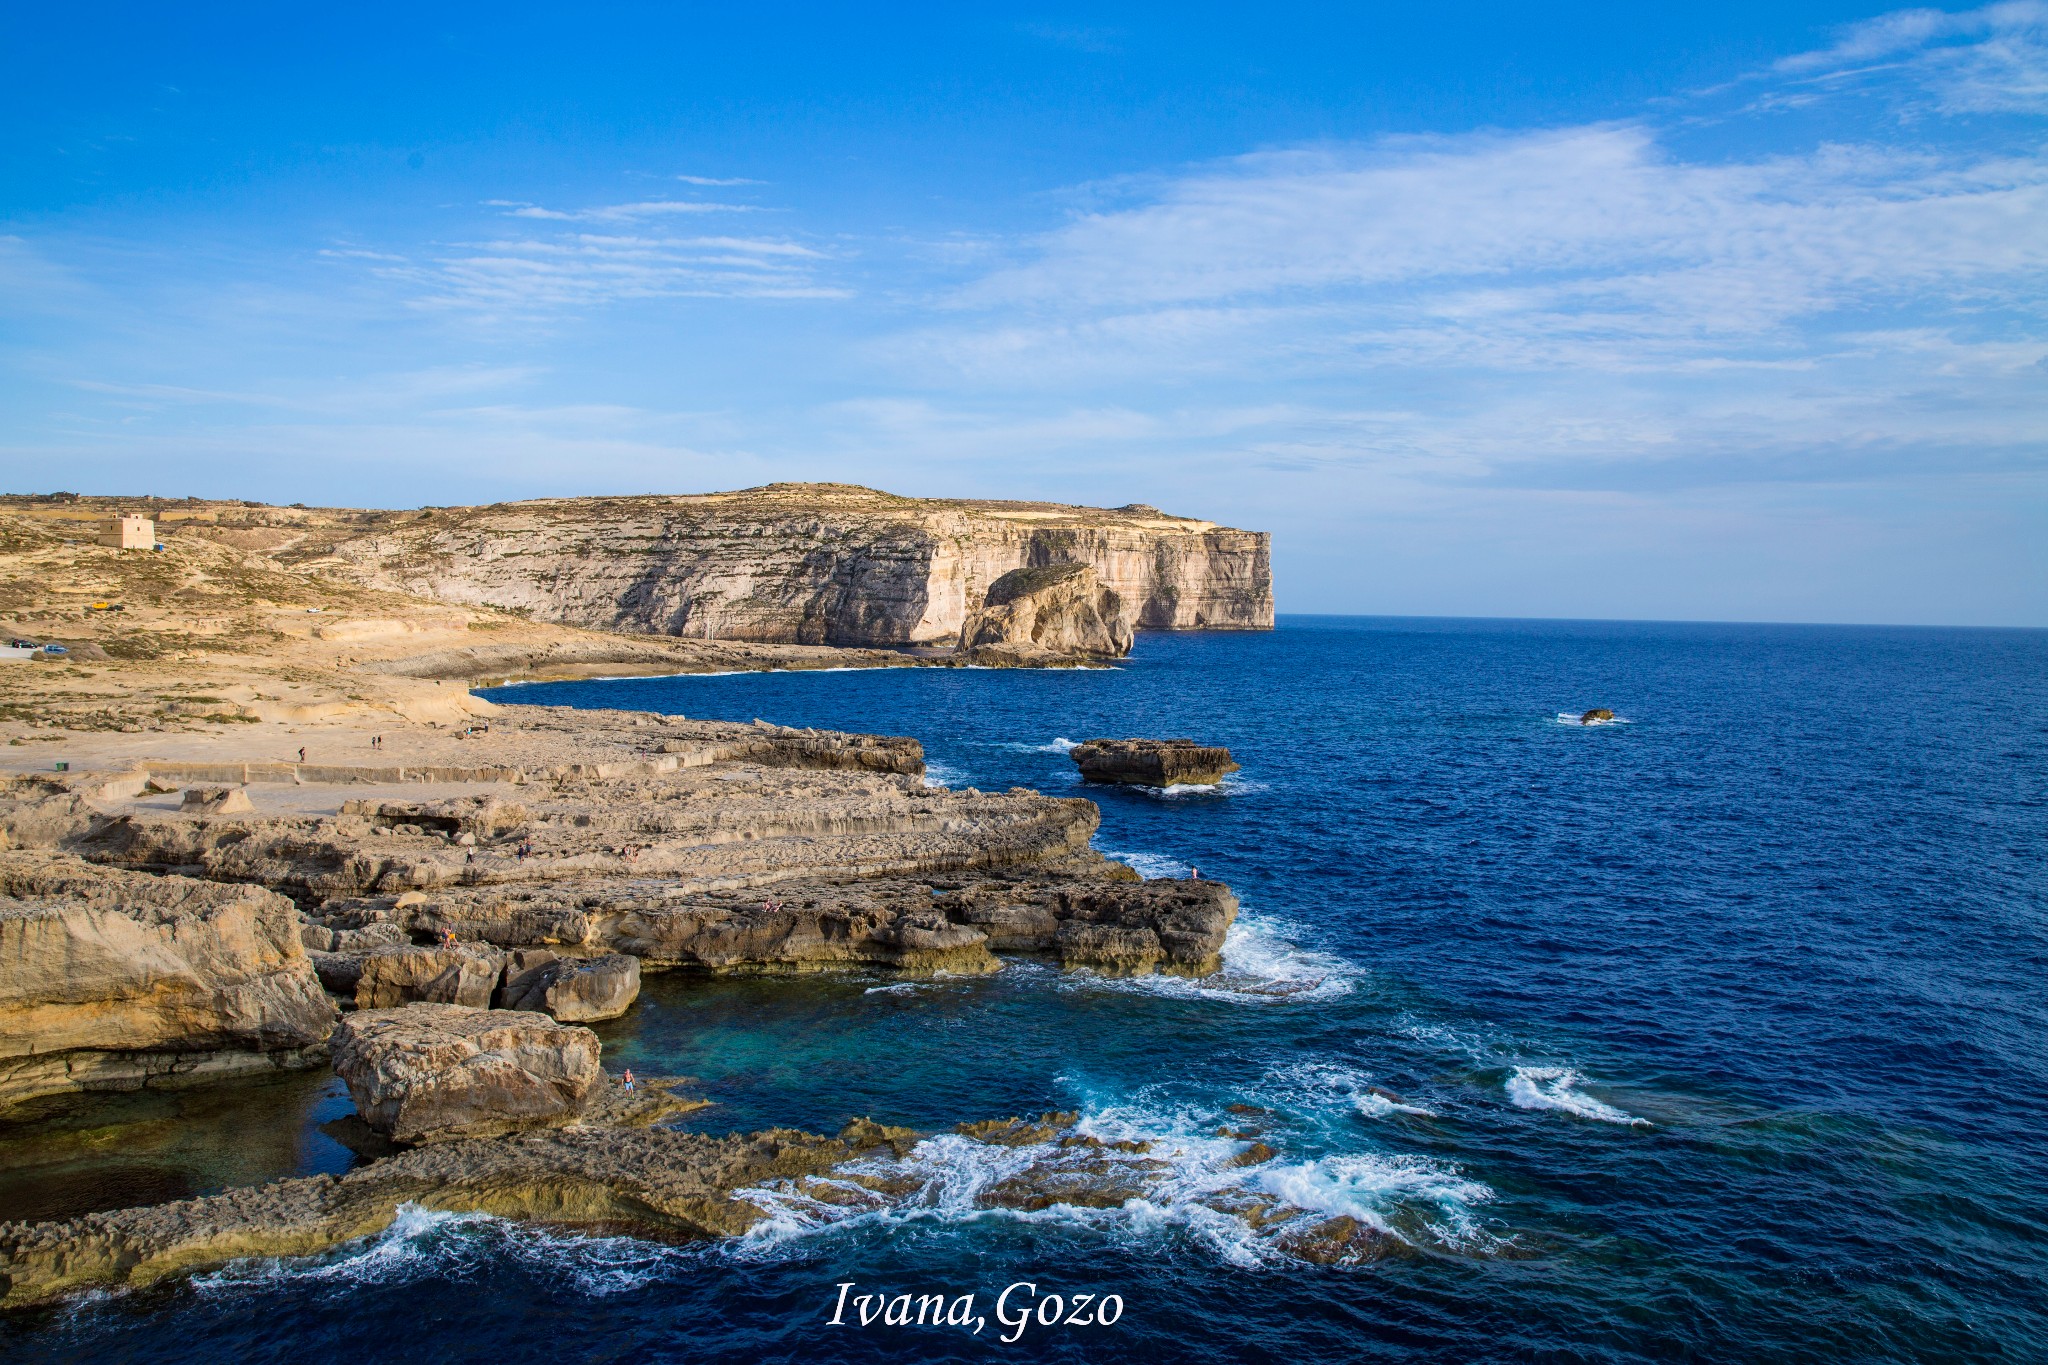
2;3;2044;624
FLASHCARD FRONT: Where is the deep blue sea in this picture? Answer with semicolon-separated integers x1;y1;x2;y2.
8;616;2048;1363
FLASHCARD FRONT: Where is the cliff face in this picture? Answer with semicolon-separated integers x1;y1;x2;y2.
301;484;1272;647
956;562;1134;666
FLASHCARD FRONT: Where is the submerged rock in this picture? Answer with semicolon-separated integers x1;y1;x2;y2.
0;852;335;1113
1070;737;1240;787
954;562;1134;667
330;1002;601;1143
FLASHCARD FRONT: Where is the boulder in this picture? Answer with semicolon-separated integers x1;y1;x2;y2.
955;562;1133;666
354;943;507;1009
329;1002;601;1143
0;852;335;1111
1578;708;1616;725
1069;738;1240;787
497;951;642;1022
180;786;254;815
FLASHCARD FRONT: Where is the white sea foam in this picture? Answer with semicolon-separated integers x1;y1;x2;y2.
1128;773;1271;799
1257;1060;1439;1120
1255;1154;1492;1245
192;1204;690;1298
730;1094;1496;1268
1099;846;1193;879
1553;711;1630;726
1055;904;1357;1005
921;759;968;788
1506;1067;1650;1126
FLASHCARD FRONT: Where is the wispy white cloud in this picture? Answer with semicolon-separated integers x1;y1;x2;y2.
485;198;757;222
1771;0;2048;112
877;25;2048;487
675;174;764;186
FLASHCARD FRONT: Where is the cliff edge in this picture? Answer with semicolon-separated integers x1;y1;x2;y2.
281;484;1272;647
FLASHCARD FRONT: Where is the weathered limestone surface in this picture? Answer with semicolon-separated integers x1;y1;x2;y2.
498;950;641;1021
0;1101;1403;1308
0;852;335;1112
305;484;1272;646
179;786;253;814
330;1003;601;1143
1071;738;1241;787
353;944;507;1009
384;873;1238;977
0;1115;886;1307
955;561;1134;666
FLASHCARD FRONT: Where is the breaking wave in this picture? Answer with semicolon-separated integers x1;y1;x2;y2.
1062;909;1357;1005
1099;846;1194;879
729;1095;1498;1269
1000;736;1081;754
1506;1067;1649;1126
1128;774;1271;799
1553;712;1630;727
921;759;968;788
192;1204;691;1298
1257;1061;1440;1120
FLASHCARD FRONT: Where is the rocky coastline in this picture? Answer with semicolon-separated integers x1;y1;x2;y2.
0;489;1266;1305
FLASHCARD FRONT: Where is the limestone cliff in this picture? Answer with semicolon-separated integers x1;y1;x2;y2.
956;561;1133;666
293;484;1272;647
0;853;336;1111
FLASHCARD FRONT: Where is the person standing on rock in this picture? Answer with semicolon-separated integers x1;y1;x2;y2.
622;1068;635;1092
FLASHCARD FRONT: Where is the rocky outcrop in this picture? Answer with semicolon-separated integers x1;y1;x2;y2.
330;1003;602;1143
353;944;507;1009
498;951;640;1021
0;1103;1410;1307
302;484;1272;647
380;873;1239;977
1070;738;1241;787
1578;708;1615;724
955;562;1133;666
0;1116;883;1307
0;853;335;1112
179;786;253;814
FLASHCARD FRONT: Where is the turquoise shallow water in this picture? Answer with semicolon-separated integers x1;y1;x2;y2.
6;615;2047;1362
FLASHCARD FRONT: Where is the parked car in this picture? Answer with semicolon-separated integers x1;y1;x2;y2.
41;644;69;655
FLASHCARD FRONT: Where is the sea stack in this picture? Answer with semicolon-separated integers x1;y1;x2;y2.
1070;738;1240;788
955;561;1134;667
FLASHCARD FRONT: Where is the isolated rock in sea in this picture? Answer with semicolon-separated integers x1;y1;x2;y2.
1070;738;1241;787
330;1002;601;1143
955;561;1134;666
497;950;641;1022
179;785;254;814
353;943;508;1009
1579;708;1616;725
0;852;335;1112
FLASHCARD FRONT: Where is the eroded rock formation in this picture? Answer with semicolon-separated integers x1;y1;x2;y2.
0;853;336;1111
300;484;1272;646
0;1102;1408;1308
1070;738;1241;787
955;561;1134;666
330;1003;602;1143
